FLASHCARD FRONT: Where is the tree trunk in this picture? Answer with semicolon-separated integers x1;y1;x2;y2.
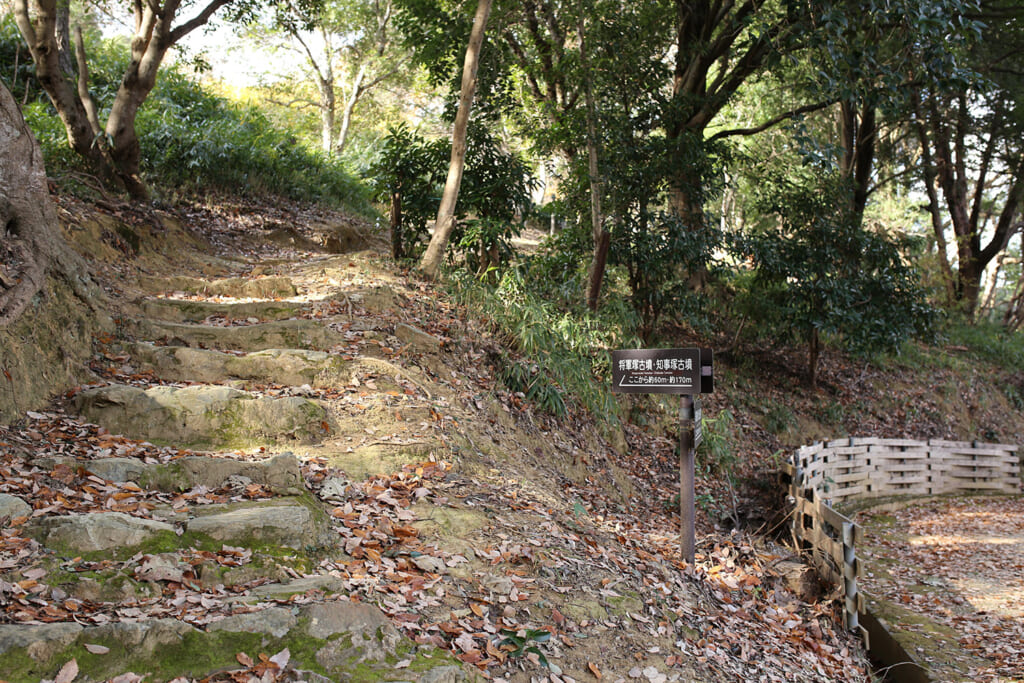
390;191;403;260
14;0;115;185
808;328;821;390
54;0;73;76
418;0;492;280
336;65;366;156
16;0;233;200
580;9;607;312
320;81;336;154
838;101;876;223
0;79;98;325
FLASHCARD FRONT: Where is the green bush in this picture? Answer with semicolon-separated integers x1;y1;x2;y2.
1;22;372;210
448;265;635;420
137;68;372;209
729;171;936;385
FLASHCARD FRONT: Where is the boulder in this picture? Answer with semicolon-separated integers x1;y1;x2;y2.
395;323;442;352
137;275;297;299
207;607;297;638
74;383;328;449
0;493;30;520
138;298;306;324
26;512;175;554
128;318;347;352
186;498;330;549
305;601;402;666
128;343;348;388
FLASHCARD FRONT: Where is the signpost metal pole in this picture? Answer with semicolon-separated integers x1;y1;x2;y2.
680;395;696;564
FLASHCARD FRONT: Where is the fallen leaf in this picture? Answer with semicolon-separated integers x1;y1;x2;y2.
269;648;290;669
588;662;603;679
83;643;110;655
236;652;254;667
54;659;78;683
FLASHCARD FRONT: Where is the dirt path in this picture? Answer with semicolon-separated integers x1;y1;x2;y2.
0;198;872;682
857;496;1024;682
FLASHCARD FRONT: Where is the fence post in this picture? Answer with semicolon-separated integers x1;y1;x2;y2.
842;521;859;631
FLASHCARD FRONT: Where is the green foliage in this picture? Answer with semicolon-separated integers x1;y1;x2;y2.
367;121;534;268
729;171;937;381
497;628;551;668
942;320;1024;373
762;405;797;436
699;409;739;478
3;23;371;209
368;123;449;257
0;16;46;105
448;265;630;420
137;68;371;208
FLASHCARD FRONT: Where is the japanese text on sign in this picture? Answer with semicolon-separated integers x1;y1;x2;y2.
611;348;707;394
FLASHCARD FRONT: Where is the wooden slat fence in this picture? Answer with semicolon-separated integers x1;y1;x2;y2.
780;437;1022;635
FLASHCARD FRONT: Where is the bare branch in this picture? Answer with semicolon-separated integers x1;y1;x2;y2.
74;24;103;136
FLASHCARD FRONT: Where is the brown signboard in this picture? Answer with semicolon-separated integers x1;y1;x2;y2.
611;348;712;395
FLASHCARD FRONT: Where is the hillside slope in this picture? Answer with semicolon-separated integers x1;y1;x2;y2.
3;194;877;682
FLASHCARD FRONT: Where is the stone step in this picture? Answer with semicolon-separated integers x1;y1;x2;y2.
127;343;350;387
74;384;329;449
136;274;297;299
74;452;305;494
0;603;477;682
126;318;348;353
137;297;311;324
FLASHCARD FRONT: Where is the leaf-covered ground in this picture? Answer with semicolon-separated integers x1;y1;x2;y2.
0;195;878;682
857;496;1024;682
6;192;1020;682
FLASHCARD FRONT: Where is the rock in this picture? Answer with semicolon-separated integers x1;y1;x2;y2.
137;275;297;299
26;511;176;553
186;498;329;549
481;575;514;595
74;383;328;449
86;618;196;656
773;559;822;602
127;318;347;353
129;345;351;388
318;477;352;503
84;457;148;484
395;323;442;352
350;286;397;314
0;623;82;658
136;553;187;583
420;666;477;683
250;575;347;600
139;298;305;324
411;555;447;575
207;607;297;638
146;453;305;495
304;602;402;667
0;493;30;520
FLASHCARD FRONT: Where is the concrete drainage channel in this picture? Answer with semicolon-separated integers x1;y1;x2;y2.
779;437;1022;682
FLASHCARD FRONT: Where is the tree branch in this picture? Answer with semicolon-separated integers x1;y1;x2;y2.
169;0;231;43
707;99;836;141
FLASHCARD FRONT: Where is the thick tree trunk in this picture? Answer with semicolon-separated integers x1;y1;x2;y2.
419;0;492;280
0;80;98;325
14;0;115;184
16;0;232;200
54;0;73;76
320;82;336;154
